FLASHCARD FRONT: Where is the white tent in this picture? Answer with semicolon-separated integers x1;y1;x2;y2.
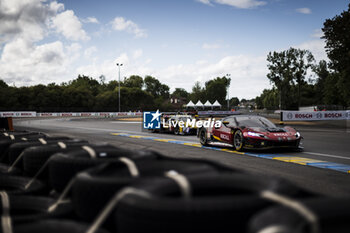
195;100;204;108
212;100;221;108
185;100;195;108
203;100;212;108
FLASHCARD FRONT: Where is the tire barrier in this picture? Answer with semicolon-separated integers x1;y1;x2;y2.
0;135;70;163
248;197;350;233
7;139;86;171
14;220;109;233
0;194;72;225
113;174;304;233
48;145;160;192
72;157;233;223
0;128;347;233
0;175;45;195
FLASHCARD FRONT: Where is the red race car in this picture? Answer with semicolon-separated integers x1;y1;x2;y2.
197;115;302;151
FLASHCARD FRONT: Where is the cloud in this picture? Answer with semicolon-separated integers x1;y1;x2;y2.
133;49;143;59
75;52;269;100
202;43;221;49
83;17;99;24
0;0;85;86
196;0;267;9
0;38;80;85
84;46;97;58
296;8;311;14
0;0;63;44
111;17;147;38
50;10;90;41
311;29;323;38
295;39;328;62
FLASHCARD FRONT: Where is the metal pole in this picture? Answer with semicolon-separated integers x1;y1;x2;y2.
116;63;123;112
226;74;231;110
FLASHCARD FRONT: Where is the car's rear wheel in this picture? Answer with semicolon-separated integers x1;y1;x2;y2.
174;127;180;135
199;128;208;146
233;130;244;151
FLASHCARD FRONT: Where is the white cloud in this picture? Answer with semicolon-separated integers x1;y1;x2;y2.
0;38;80;85
0;0;84;86
84;46;97;58
295;39;328;62
75;52;269;100
133;49;143;59
0;0;62;44
197;0;267;9
196;0;212;5
202;43;221;49
83;17;99;24
50;10;89;41
111;17;147;38
296;8;311;14
311;29;323;38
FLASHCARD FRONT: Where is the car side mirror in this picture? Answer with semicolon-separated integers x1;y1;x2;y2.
221;121;229;127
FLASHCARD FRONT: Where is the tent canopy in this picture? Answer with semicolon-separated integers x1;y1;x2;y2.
212;100;221;107
203;100;212;107
186;100;195;107
195;100;204;107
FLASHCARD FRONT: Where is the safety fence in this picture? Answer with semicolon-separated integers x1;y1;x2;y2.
0;111;142;118
281;110;350;121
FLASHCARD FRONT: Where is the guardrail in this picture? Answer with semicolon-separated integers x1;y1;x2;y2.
281;111;350;121
0;112;142;118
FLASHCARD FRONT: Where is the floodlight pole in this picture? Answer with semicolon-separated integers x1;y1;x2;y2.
116;63;123;112
226;73;231;110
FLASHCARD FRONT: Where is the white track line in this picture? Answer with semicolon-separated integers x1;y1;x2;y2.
301;151;350;160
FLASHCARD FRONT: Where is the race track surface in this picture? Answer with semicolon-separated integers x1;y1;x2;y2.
14;118;350;197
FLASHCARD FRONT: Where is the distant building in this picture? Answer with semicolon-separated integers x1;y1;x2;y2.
169;96;187;109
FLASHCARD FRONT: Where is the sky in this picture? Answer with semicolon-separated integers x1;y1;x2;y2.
0;0;348;99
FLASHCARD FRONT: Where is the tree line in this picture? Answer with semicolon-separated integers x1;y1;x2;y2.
0;74;233;112
256;4;350;110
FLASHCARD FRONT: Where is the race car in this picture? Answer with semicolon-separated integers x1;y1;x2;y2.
197;115;302;151
152;115;197;135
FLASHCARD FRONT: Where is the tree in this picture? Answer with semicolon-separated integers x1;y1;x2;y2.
267;48;314;109
144;76;169;99
322;4;350;106
230;97;239;107
123;75;144;89
205;76;231;104
190;81;205;103
313;60;330;104
172;88;189;98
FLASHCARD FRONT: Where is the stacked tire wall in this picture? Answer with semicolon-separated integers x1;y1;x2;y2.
0;128;349;233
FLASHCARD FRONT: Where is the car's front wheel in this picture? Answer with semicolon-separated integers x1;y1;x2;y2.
233;130;244;151
199;128;208;146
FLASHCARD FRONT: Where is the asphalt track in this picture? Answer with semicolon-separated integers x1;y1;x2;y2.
14;117;350;197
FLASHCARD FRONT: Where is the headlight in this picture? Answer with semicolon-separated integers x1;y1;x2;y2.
247;132;264;137
295;132;301;138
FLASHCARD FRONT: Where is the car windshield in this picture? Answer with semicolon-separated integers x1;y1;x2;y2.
235;116;276;128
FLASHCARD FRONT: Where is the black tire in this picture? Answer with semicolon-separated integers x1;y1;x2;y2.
15;220;110;233
0;174;45;195
72;157;233;223
7;137;78;166
233;130;245;151
248;197;350;233
0;163;21;175
198;128;208;146
2;195;72;225
115;174;304;233
49;145;159;192
174;127;180;135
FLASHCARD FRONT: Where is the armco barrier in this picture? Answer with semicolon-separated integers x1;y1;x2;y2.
281;110;350;121
0;112;143;118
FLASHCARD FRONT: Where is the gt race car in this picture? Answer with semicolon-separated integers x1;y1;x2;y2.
151;115;197;135
197;115;302;151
